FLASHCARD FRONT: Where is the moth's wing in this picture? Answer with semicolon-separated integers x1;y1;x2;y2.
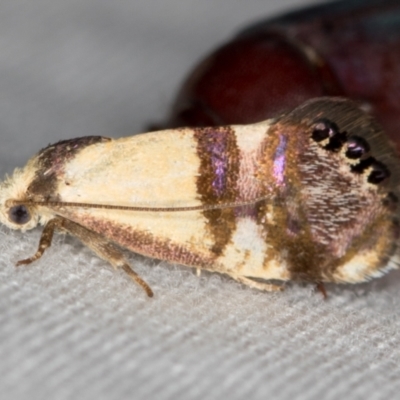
284;97;400;188
278;97;400;283
37;124;280;279
44;129;210;254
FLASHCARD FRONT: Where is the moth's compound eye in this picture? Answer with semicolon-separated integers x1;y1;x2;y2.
368;161;391;184
8;205;31;225
345;136;370;159
311;119;339;142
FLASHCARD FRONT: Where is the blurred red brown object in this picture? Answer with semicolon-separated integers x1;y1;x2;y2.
167;0;400;148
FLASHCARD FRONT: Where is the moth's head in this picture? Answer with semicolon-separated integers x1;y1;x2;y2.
0;166;41;231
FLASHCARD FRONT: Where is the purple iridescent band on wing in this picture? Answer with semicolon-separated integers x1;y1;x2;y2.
273;135;287;186
206;130;229;197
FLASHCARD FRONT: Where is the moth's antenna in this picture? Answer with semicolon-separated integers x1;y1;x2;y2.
8;196;270;212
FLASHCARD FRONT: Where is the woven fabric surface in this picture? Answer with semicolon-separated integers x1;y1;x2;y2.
1;1;400;399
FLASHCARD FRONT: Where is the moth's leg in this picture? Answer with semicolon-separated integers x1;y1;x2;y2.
231;274;284;292
315;282;328;299
196;268;201;277
16;217;63;266
61;219;153;297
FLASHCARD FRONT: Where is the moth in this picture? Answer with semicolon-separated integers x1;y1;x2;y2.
0;97;399;297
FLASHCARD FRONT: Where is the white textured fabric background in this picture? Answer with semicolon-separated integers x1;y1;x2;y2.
1;1;400;399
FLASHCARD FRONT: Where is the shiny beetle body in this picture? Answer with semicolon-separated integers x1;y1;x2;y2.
167;0;400;147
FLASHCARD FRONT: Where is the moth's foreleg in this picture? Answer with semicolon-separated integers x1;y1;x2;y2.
16;217;63;266
232;275;284;292
60;219;153;297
